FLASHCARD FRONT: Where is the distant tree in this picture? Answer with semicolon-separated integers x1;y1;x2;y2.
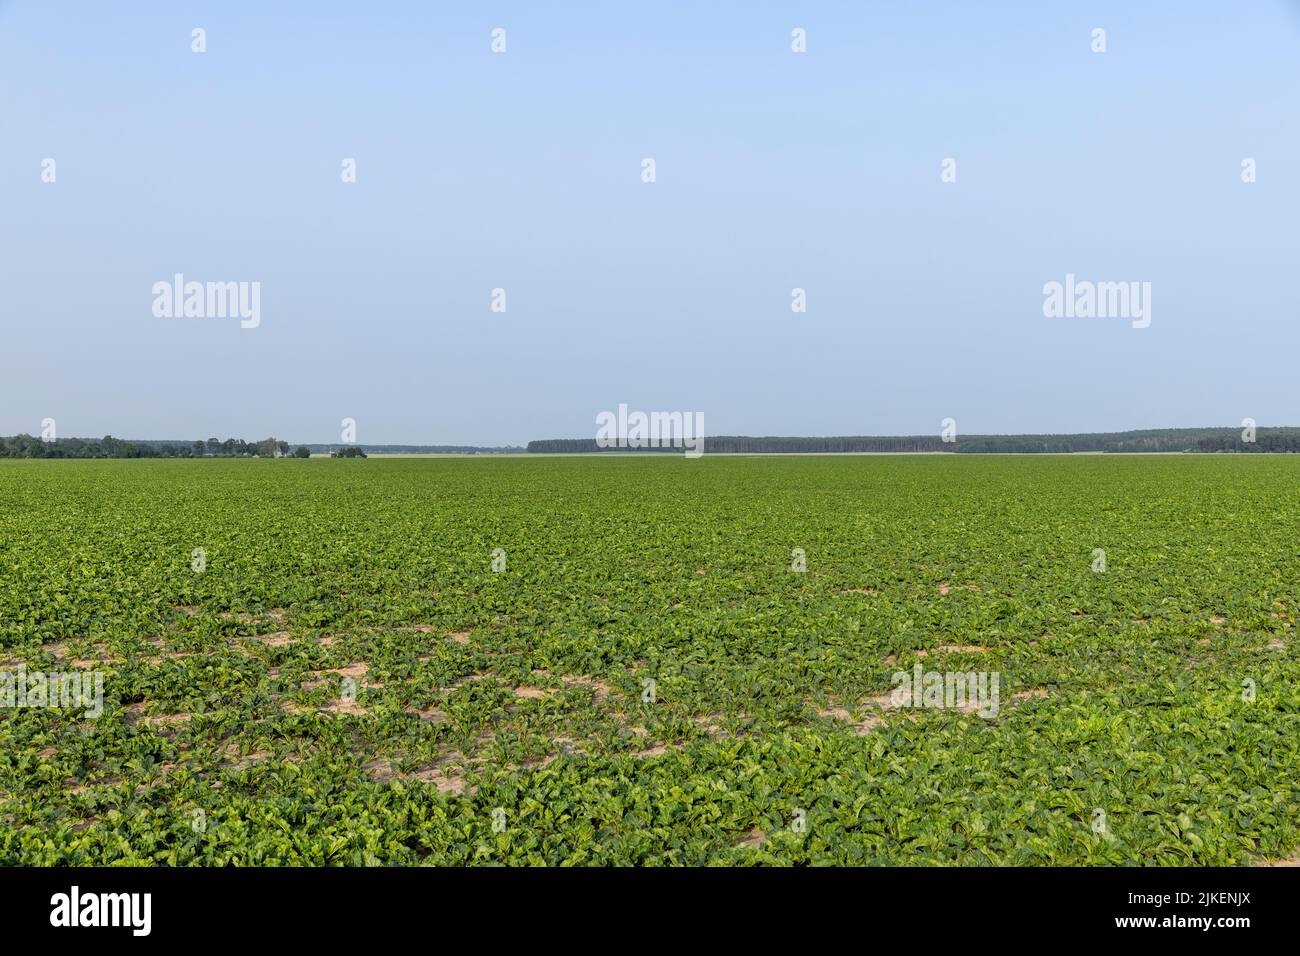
293;445;312;458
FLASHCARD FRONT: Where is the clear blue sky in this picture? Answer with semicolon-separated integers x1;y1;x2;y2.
3;1;1298;444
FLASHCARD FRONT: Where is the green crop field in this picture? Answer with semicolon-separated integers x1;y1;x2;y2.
1;455;1298;865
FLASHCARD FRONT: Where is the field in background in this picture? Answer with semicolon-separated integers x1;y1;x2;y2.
1;455;1298;865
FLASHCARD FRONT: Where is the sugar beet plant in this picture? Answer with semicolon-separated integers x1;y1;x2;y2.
0;455;1298;865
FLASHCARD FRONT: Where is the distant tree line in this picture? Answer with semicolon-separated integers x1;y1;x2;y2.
10;428;1300;460
302;444;524;454
1193;429;1300;453
954;428;1300;453
526;436;947;454
0;435;305;459
528;428;1300;455
198;438;293;458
